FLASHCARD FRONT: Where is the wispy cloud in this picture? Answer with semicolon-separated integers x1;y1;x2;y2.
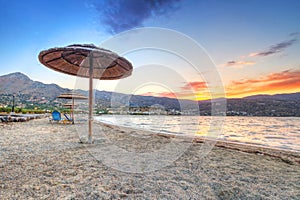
226;69;300;97
94;0;181;34
249;38;298;57
289;32;299;37
141;92;156;97
139;81;208;100
181;81;207;91
224;60;256;68
140;91;179;99
224;33;299;67
155;91;178;99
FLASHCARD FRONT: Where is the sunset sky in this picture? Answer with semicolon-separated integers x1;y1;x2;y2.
0;0;299;100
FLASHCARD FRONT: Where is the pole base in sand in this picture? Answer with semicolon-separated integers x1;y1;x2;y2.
88;136;93;144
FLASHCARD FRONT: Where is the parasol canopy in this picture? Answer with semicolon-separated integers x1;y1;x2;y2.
63;103;76;108
39;44;132;80
39;44;133;143
57;92;88;100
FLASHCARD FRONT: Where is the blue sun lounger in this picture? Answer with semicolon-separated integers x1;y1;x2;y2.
64;113;74;124
50;110;62;123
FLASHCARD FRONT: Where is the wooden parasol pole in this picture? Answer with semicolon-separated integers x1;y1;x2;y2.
72;98;75;124
88;53;93;143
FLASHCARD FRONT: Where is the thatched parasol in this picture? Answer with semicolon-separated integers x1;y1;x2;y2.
62;103;75;121
39;44;133;143
57;92;87;124
63;103;76;108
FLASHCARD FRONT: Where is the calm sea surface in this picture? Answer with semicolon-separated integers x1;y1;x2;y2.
95;115;300;152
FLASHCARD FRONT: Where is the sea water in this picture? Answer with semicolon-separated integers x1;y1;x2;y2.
95;115;300;152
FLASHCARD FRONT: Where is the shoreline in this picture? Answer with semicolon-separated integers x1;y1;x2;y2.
97;121;300;165
97;114;300;117
95;115;300;153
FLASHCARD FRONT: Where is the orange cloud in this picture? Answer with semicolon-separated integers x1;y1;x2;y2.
156;91;178;99
226;69;300;97
248;52;259;57
139;81;209;100
141;92;156;96
181;81;207;91
140;91;184;99
139;70;300;100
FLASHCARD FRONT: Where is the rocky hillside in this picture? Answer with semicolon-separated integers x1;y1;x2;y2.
0;72;70;100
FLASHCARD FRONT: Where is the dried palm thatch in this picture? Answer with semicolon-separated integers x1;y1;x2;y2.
63;103;75;108
38;44;132;80
57;92;88;100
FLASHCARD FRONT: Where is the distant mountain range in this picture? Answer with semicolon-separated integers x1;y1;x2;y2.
243;93;300;101
0;72;300;116
0;72;69;100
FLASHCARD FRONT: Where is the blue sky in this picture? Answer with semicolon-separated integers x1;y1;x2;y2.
0;0;300;99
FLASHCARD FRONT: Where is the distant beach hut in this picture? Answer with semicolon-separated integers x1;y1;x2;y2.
39;44;133;143
57;92;88;124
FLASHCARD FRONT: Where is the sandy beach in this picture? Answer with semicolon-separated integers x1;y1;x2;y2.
0;118;299;199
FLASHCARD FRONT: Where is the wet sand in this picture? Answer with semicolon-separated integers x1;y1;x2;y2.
0;118;299;199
